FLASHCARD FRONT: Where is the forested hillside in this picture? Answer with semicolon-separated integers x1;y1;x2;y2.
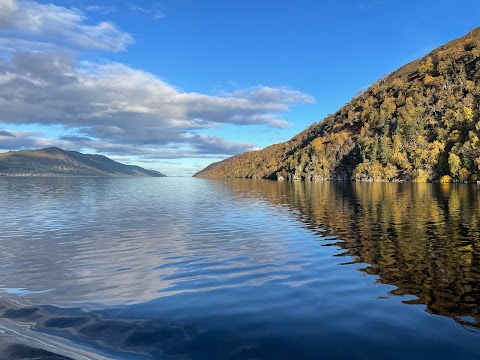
0;147;166;177
195;27;480;182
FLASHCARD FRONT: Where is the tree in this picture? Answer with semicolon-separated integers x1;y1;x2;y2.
370;135;379;161
464;106;473;122
448;153;461;178
419;56;435;75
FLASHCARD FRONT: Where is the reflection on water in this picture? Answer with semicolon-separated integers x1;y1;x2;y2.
0;177;480;359
0;177;323;305
221;180;480;328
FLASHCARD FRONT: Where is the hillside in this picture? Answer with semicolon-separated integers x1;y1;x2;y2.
195;27;480;183
0;147;166;177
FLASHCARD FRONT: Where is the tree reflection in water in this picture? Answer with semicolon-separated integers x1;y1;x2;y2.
223;180;480;329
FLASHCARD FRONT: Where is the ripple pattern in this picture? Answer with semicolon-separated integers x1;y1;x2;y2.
1;177;480;359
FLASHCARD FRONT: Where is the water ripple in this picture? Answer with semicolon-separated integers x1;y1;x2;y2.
1;178;480;359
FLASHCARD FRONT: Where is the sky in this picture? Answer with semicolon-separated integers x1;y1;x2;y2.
0;0;479;176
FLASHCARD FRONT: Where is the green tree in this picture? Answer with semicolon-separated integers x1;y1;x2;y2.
370;135;379;161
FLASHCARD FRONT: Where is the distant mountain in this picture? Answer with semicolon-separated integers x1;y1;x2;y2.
195;27;480;183
0;147;166;177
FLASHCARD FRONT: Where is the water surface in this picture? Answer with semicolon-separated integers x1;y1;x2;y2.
0;178;479;359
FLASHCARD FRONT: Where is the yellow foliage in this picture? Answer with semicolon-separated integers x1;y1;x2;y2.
459;168;470;182
354;161;397;181
448;130;460;142
424;75;444;86
360;124;370;137
312;138;324;152
424;75;435;85
426;141;444;162
440;175;452;183
380;97;397;119
437;60;451;76
465;80;476;92
458;245;474;252
197;30;480;183
419;57;434;75
463;106;473;122
383;163;397;180
391;149;410;170
312;131;349;153
414;169;429;183
448;153;461;177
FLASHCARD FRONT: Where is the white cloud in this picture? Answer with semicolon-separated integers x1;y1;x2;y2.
0;0;314;164
85;5;117;15
0;51;312;146
128;2;165;21
0;129;258;161
0;0;132;51
0;129;72;149
0;0;18;19
0;129;15;137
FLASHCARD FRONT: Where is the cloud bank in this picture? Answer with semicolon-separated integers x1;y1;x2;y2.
0;0;132;51
0;0;314;166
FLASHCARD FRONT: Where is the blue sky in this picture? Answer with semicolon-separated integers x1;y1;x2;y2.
0;0;479;176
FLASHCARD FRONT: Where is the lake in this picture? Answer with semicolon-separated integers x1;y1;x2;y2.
0;177;479;359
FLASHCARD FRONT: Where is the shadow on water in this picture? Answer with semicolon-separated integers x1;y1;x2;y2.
218;180;480;329
0;299;197;359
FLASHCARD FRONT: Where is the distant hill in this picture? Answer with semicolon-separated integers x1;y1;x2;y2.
195;27;480;183
0;147;166;177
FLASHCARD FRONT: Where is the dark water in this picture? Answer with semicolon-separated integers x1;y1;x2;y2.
0;177;480;359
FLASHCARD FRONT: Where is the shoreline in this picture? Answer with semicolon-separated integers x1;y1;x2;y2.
194;176;480;184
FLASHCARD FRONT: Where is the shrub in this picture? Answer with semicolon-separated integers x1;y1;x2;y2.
440;175;452;183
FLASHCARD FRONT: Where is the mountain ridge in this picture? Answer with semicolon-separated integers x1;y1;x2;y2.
194;27;480;183
0;147;166;177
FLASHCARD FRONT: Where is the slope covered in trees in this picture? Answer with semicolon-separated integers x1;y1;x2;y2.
195;27;480;182
0;147;166;177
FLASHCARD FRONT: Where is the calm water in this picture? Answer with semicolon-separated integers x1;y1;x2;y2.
0;177;479;359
